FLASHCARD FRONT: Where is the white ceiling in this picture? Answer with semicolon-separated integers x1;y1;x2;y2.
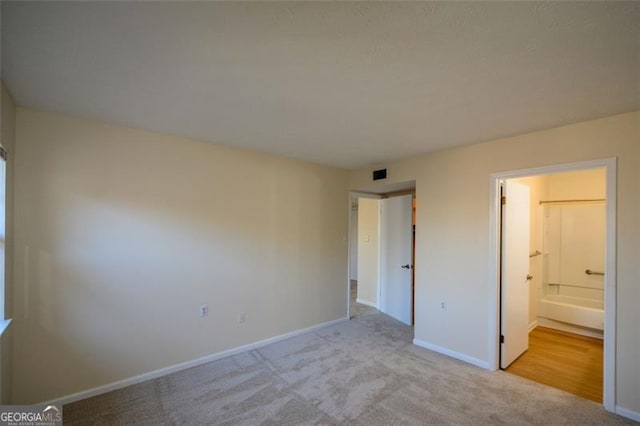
2;2;639;169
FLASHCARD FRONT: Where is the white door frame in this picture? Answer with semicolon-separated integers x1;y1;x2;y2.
488;158;617;411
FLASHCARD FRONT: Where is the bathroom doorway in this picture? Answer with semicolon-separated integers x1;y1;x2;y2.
490;159;616;410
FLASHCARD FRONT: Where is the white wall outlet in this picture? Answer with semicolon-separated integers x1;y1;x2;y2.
440;301;447;311
200;304;209;317
238;312;246;324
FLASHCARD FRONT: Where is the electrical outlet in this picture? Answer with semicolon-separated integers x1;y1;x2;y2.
440;301;447;311
238;312;246;324
200;304;209;317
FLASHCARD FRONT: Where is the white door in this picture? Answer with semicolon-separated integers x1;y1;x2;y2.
380;194;413;325
500;180;530;369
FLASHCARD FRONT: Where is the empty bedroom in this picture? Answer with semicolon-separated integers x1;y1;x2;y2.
0;1;639;425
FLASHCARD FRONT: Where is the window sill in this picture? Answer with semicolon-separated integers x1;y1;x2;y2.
0;318;12;337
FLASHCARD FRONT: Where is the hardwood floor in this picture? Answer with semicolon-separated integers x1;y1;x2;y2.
505;326;603;403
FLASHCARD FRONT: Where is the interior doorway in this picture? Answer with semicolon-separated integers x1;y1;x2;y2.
491;159;616;409
348;193;382;320
348;183;416;326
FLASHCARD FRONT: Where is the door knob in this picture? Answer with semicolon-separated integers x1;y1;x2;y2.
401;264;412;269
526;274;534;281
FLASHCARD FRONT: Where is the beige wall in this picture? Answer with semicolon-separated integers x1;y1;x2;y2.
1;83;16;404
350;111;640;413
356;198;380;306
548;168;606;200
12;108;350;403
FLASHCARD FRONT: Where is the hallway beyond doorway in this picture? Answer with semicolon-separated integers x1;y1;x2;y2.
350;280;377;319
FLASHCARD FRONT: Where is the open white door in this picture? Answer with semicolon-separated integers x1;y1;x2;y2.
380;194;413;325
500;180;530;369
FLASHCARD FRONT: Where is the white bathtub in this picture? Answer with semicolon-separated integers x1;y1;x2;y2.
538;294;604;331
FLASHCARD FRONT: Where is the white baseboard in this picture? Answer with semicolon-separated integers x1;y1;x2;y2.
413;338;490;370
615;406;640;422
356;298;378;309
528;320;538;334
45;316;348;407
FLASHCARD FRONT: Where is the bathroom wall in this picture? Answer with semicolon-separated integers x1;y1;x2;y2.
512;169;606;328
544;169;606;302
547;169;606;201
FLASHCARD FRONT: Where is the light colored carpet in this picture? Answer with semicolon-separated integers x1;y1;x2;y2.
350;280;377;319
64;300;635;425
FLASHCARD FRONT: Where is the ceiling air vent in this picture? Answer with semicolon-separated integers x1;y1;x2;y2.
373;168;387;181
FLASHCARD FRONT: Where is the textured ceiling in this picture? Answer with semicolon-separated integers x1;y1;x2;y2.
2;2;639;169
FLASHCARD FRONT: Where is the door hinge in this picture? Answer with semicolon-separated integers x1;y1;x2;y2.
500;335;505;343
501;196;506;205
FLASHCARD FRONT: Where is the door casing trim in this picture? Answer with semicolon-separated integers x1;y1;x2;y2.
488;158;616;411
